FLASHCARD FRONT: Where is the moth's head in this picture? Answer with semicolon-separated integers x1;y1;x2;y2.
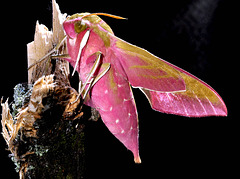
63;13;126;39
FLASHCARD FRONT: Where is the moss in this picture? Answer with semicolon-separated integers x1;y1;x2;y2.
10;155;21;172
32;145;49;157
11;83;33;117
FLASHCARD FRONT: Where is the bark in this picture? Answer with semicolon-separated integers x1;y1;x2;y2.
1;0;85;178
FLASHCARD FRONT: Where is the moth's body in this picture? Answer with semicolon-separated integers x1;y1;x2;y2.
63;13;227;163
64;13;141;162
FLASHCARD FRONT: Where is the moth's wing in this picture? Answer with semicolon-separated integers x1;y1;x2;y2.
141;72;227;117
112;37;186;92
85;65;141;163
112;36;227;117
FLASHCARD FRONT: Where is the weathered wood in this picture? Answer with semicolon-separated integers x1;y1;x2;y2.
27;0;69;84
1;1;85;178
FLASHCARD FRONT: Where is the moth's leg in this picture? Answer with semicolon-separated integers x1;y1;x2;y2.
28;49;56;70
78;80;82;94
91;62;110;86
81;56;110;100
72;52;111;103
51;54;70;59
28;35;67;70
79;51;102;96
71;51;102;104
72;30;90;76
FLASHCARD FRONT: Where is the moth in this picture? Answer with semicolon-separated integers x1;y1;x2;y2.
34;13;228;163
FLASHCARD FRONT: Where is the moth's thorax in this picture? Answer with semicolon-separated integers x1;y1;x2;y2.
63;13;113;41
66;29;108;79
63;13;117;83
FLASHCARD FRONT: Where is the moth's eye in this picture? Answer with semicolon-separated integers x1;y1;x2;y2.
74;21;87;34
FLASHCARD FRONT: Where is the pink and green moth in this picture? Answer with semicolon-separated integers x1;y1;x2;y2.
62;13;227;163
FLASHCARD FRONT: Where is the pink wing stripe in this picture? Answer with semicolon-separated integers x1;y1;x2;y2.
141;88;227;117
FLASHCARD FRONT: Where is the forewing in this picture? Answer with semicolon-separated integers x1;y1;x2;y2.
113;37;186;92
112;36;227;117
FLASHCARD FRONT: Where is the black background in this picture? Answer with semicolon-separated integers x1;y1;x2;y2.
0;0;236;178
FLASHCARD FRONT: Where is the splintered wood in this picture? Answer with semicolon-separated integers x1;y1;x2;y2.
27;0;69;84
